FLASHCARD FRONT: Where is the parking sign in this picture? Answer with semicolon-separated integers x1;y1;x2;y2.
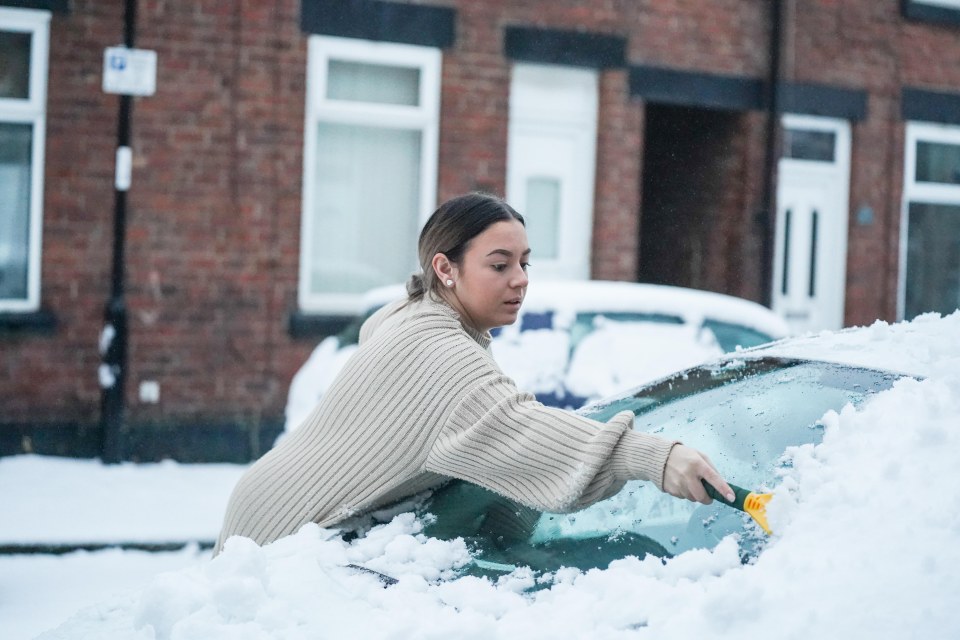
103;46;157;96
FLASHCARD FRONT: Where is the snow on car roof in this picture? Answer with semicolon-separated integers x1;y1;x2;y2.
364;280;790;338
522;280;788;336
732;310;960;379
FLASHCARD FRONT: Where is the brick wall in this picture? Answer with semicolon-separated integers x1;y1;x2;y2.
592;69;643;282
3;0;959;459
5;2;122;429
126;1;309;429
788;0;960;324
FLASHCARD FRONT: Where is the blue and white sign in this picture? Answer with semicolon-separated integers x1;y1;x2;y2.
103;46;157;96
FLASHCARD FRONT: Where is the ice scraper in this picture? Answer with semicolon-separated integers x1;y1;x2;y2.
702;480;773;535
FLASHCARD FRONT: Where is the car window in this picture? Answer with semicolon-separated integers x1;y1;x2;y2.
702;319;776;351
571;312;683;352
520;310;554;332
531;358;904;559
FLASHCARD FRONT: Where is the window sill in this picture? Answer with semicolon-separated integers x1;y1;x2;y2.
287;311;358;340
2;1;70;12
903;1;960;27
0;310;57;336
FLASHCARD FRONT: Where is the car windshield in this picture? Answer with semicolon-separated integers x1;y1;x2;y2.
532;358;903;558
421;357;905;576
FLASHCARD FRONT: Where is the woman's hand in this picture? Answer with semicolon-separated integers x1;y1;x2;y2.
662;444;734;504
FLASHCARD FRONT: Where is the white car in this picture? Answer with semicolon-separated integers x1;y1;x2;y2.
285;281;789;432
491;280;789;407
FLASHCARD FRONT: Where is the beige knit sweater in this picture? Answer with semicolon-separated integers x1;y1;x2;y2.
215;295;676;553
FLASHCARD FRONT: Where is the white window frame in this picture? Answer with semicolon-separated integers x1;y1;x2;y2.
299;35;440;314
898;121;960;319
0;7;49;312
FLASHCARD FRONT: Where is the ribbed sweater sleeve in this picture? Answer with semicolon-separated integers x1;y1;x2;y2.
215;295;678;554
426;374;676;513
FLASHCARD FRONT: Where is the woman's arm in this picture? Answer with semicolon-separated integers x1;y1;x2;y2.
425;375;677;514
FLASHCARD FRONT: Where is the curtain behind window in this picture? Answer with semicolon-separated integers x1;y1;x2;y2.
905;202;960;319
0;123;32;300
310;122;421;295
307;55;424;297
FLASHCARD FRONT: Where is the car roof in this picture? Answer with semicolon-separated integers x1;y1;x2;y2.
519;280;789;338
363;280;790;338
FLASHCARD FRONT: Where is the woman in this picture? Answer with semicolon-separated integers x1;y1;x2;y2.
215;193;732;554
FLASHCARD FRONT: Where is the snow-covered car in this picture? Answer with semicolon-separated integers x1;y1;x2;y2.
492;280;789;407
285;281;789;432
423;313;953;574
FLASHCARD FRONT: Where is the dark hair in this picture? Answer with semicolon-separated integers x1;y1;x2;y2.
406;193;525;299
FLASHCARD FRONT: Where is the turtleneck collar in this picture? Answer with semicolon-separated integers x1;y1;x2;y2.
424;293;493;350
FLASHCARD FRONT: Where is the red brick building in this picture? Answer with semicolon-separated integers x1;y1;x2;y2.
2;0;959;460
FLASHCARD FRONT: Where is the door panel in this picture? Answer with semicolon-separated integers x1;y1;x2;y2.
509;128;579;265
774;117;850;333
775;179;833;331
507;64;597;280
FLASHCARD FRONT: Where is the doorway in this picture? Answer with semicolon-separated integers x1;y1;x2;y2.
638;105;745;293
773;115;851;332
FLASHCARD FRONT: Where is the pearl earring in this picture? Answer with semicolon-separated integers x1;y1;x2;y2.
446;279;454;287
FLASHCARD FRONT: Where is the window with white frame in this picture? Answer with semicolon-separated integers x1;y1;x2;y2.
299;36;440;314
901;122;960;320
0;8;48;312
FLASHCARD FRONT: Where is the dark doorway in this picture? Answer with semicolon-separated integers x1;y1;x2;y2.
638;105;746;292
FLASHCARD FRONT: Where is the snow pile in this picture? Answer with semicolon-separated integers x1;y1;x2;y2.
39;314;960;639
2;546;208;640
749;311;960;380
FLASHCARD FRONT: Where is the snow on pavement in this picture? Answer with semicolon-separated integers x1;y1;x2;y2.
0;546;208;640
0;456;246;545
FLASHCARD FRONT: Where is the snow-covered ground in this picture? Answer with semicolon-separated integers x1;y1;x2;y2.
0;456;244;545
0;546;210;640
4;311;960;639
0;457;246;639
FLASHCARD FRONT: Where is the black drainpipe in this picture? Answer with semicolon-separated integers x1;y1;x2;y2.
100;0;137;463
759;0;783;308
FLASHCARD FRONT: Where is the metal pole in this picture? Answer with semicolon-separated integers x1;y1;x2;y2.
100;0;136;463
759;0;783;308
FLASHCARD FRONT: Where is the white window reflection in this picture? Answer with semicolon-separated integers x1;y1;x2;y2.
326;60;420;106
525;177;560;260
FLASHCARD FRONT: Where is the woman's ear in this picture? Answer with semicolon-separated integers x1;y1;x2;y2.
431;253;455;284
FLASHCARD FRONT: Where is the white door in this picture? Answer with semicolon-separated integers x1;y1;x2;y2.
507;64;598;280
774;116;851;333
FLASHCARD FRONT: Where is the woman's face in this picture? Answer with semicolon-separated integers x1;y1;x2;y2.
443;219;530;333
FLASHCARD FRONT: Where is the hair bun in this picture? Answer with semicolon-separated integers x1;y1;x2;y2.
406;273;426;299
